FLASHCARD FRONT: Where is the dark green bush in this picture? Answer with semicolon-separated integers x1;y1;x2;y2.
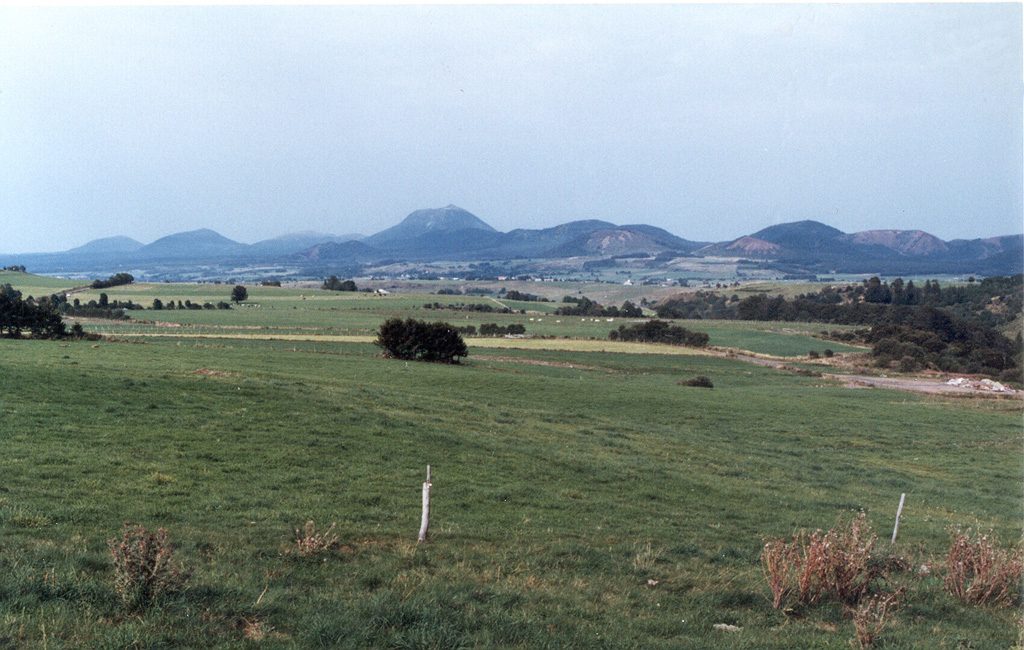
898;356;921;373
322;276;357;292
375;317;468;363
678;376;713;388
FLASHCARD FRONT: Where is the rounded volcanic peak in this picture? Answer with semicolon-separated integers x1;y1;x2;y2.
847;229;948;256
67;235;143;255
500;219;615;244
139;228;249;259
367;205;497;245
564;227;686;257
750;220;845;247
151;228;235;245
550;219;617;236
404;205;496;232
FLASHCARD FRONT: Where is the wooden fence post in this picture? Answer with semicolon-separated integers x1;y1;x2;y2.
418;465;431;542
891;493;906;544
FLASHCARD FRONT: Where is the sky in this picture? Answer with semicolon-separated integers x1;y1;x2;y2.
0;3;1021;254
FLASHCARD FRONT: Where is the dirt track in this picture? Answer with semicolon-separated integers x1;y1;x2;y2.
731;353;1020;398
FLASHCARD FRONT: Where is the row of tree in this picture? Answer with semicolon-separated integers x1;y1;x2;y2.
609;320;709;347
502;290;548;302
555;297;643;318
153;299;232;311
91;273;135;290
478;323;527;336
452;323;528;337
423;302;513;314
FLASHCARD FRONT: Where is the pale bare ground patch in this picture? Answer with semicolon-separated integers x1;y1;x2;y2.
194;369;236;378
724;350;1023;399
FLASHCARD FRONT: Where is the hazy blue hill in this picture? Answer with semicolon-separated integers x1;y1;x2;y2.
251;231;362;257
295;239;380;261
745;220;903;267
390;228;506;259
968;243;1024;276
547;226;701;257
66;236;144;255
365;205;497;247
478;220;617;258
138;229;250;259
845;229;949;256
698;221;848;259
616;224;707;252
944;234;1023;260
508;219;617;242
934;235;1022;276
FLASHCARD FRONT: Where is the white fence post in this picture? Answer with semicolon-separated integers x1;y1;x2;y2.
418;465;431;542
891;493;906;544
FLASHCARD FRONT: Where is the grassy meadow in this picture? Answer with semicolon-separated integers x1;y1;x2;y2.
27;274;865;358
0;275;1020;649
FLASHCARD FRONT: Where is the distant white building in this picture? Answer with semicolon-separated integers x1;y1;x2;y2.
623;279;633;286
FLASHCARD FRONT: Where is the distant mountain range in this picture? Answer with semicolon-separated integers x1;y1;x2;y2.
3;206;1021;278
698;220;1022;275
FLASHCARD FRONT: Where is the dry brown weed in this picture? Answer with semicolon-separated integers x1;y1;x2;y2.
289;520;340;556
944;526;1023;607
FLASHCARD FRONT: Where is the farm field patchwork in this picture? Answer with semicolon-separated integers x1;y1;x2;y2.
18;276;866;357
0;276;1020;649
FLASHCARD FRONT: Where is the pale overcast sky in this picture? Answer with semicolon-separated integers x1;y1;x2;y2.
0;3;1021;253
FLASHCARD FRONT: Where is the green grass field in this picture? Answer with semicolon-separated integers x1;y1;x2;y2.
10;274;866;358
0;270;85;296
0;275;1020;649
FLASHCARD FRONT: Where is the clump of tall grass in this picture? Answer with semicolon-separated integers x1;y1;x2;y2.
631;539;664;572
943;526;1022;607
108;522;192;610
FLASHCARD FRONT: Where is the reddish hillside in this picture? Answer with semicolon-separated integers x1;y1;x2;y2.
726;236;781;254
847;229;948;256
